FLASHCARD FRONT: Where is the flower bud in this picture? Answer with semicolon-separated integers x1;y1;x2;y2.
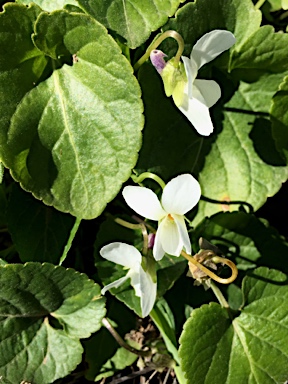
150;49;167;74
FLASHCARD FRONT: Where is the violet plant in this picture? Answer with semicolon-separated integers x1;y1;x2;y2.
1;0;288;383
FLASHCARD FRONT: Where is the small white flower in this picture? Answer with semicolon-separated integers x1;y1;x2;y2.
100;242;157;317
151;30;236;136
123;174;201;261
179;30;235;135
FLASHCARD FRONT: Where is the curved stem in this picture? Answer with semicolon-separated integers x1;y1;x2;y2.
114;218;149;255
211;256;238;283
131;215;157;234
134;30;185;71
181;250;238;284
102;318;151;357
132;172;166;190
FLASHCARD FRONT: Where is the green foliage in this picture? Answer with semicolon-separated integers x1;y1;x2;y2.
0;262;106;383
193;211;288;273
76;0;183;48
1;0;288;381
271;75;288;161
0;5;143;219
231;25;288;72
179;268;288;384
16;0;79;11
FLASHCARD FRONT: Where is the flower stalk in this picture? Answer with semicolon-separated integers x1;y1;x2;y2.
114;217;149;256
210;281;230;308
181;250;238;284
102;318;151;357
132;172;166;190
133;30;185;71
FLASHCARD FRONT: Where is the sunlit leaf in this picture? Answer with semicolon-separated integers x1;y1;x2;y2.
231;25;288;73
16;0;79;11
179;267;288;384
0;9;143;219
194;72;288;224
77;0;183;48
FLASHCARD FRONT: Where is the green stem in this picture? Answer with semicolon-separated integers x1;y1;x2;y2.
150;304;187;384
150;307;179;364
59;217;81;266
132;172;166;190
114;217;143;230
210;281;229;308
102;318;151;357
133;30;185;71
255;0;267;9
114;218;149;255
0;162;4;183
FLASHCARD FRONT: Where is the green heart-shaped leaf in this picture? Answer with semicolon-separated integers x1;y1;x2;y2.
179;267;288;384
0;8;143;219
76;0;183;48
0;262;106;383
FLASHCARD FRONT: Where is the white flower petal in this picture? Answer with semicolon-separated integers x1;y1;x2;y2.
158;216;182;257
139;267;157;317
123;186;166;220
161;174;201;215
100;242;141;270
174;214;191;255
182;56;198;99
194;79;221;108
129;269;141;298
101;275;129;295
179;91;215;136
191;30;236;69
153;230;166;261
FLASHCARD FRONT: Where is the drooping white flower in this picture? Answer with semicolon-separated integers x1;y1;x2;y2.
123;174;201;261
100;242;157;317
150;30;236;136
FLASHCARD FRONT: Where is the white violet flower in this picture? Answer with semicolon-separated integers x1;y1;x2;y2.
150;29;236;136
123;174;201;261
100;242;157;317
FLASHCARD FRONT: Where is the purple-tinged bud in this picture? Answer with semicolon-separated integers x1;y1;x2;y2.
150;49;167;74
148;233;156;249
